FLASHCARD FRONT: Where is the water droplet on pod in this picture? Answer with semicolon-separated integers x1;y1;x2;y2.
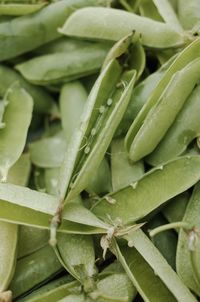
107;98;113;106
99;106;105;114
84;146;90;154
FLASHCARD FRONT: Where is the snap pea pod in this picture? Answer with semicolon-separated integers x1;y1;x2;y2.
111;138;144;191
147;84;200;165
0;154;32;293
16;43;110;85
0;182;108;233
10;244;63;298
176;182;200;296
0;65;56;115
0;0;108;61
58;59;136;205
60;7;185;49
125;37;200;155
18;278;79;302
0;2;46;16
126;58;200;162
29;132;66;168
139;0;163;21
0;84;33;181
120;229;197;302
177;0;200;30
92;156;200;225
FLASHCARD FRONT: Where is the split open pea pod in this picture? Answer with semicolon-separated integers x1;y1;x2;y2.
0;0;108;61
92;156;200;225
125;37;200;159
0;84;33;181
60;7;185;49
176;182;200;296
126;57;200;162
147;84;200;165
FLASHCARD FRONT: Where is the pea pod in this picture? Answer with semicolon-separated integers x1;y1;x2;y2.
0;84;33;181
147;84;200;165
60;7;185;49
92;156;200;225
139;0;163;21
0;65;56;115
0;2;46;16
16;42;110;85
10;244;63;298
177;0;200;29
125;37;200;156
0;0;108;61
176;182;200;296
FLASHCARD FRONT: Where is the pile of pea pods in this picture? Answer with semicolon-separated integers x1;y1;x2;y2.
1;0;200;301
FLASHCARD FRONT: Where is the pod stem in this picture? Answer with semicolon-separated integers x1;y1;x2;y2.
49;202;64;246
149;221;191;237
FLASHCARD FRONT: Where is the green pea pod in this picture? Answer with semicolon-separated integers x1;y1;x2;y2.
0;84;33;181
10;244;62;298
18;226;49;259
59;81;87;141
111;138;144;191
56;233;97;290
0;0;108;61
125;37;200;156
29;132;66;168
16;43;110;85
17;278;80;302
60;7;185;49
176;182;200;296
177;0;200;29
126;58;200;162
147;84;200;165
58;62;136;205
115;54;176;137
139;0;163;21
45;167;60;196
0;65;56;115
0;2;46;16
92;156;200;225
0;182;108;233
153;0;183;32
116;230;197;301
0;154;31;292
162;192;189;226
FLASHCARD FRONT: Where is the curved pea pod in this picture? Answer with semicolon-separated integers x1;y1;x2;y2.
116;229;197;302
125;37;200;157
0;2;46;16
115;54;177;137
0;65;56;115
60;81;87;141
0;183;108;234
18;226;49;259
111;138;144;191
0;0;108;61
176;182;200;296
60;7;185;49
58;60;136;204
17;277;79;302
29;132;66;168
92;156;200;225
56;233;97;290
16;43;110;85
147;84;200;165
162;192;189;226
10;244;62;298
177;0;200;29
0;84;33;181
139;0;163;21
126;58;200;162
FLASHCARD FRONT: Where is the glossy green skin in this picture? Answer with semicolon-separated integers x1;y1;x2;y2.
10;244;62;298
0;65;56;114
92;156;200;225
60;7;185;49
16;43;110;85
0;0;107;61
176;182;200;296
147;84;200;165
125;38;200;155
127;58;200;162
